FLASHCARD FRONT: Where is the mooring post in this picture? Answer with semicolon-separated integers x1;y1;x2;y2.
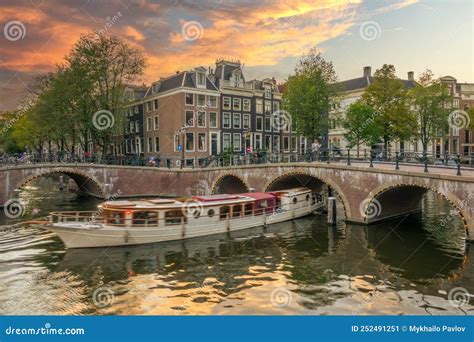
327;197;336;225
59;175;64;191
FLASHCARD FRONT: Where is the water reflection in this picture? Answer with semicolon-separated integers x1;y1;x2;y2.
0;176;472;315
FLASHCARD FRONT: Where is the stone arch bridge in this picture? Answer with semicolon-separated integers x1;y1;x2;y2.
1;162;473;240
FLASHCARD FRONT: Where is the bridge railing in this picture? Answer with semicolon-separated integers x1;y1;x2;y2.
1;149;472;175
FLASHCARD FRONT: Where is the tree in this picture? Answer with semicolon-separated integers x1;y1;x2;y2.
362;64;416;151
282;48;339;146
409;70;451;154
342;101;382;157
66;32;146;154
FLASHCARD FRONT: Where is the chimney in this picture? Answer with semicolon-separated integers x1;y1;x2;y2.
407;71;414;81
363;66;371;78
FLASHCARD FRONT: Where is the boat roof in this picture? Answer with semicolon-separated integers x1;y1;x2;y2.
100;188;311;211
102;194;254;210
239;192;276;201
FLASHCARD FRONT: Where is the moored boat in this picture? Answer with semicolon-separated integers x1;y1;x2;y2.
33;187;325;248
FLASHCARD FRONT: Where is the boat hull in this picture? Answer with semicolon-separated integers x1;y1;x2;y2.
35;204;322;249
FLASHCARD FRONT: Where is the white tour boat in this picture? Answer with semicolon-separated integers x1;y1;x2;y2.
33;187;325;249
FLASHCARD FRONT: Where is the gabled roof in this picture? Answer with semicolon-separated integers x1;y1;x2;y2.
144;70;218;98
337;76;416;92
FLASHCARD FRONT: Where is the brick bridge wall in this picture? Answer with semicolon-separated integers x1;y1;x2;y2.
1;163;473;240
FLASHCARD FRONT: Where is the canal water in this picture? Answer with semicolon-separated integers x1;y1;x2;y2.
0;176;472;315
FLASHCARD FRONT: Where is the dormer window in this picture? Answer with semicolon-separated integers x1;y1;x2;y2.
197;72;206;87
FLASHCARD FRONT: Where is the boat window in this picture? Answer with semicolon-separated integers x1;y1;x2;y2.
232;205;242;218
220;206;230;220
244;203;253;216
133;211;158;225
208;209;215;218
293;197;298;204
107;211;125;225
306;194;310;201
165;210;186;225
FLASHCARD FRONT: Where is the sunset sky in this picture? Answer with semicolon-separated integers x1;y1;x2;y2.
0;0;472;110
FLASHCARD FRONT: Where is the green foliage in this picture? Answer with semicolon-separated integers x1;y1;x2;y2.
342;101;382;149
282;48;340;141
1;32;146;154
362;64;417;148
409;70;451;152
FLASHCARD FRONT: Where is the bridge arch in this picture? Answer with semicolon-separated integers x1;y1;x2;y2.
264;172;349;219
211;174;250;194
18;169;105;198
362;183;469;237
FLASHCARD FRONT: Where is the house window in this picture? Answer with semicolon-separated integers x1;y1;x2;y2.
300;137;307;154
186;133;194;151
223;97;231;110
130;121;134;133
291;136;297;152
256;99;263;114
223;133;231;150
265;87;272;98
135;120;139;133
273;135;280;152
223;113;231;129
265;135;272;151
198;94;206;106
233;113;241;129
233;133;241;151
273;101;280;112
209;112;218;128
146;102;151;112
198;133;206;151
243;99;251;112
155;137;160;152
256;116;263;131
146;117;152;131
265;117;271;131
148;137;153;152
283;136;290;151
209;96;217;108
233;98;241;111
243;114;250;129
197;111;206;127
255;134;262;150
264;101;271;114
153;116;159;130
185;93;194;105
134;106;139;114
174;134;180;152
185;110;194;127
153;99;158;111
